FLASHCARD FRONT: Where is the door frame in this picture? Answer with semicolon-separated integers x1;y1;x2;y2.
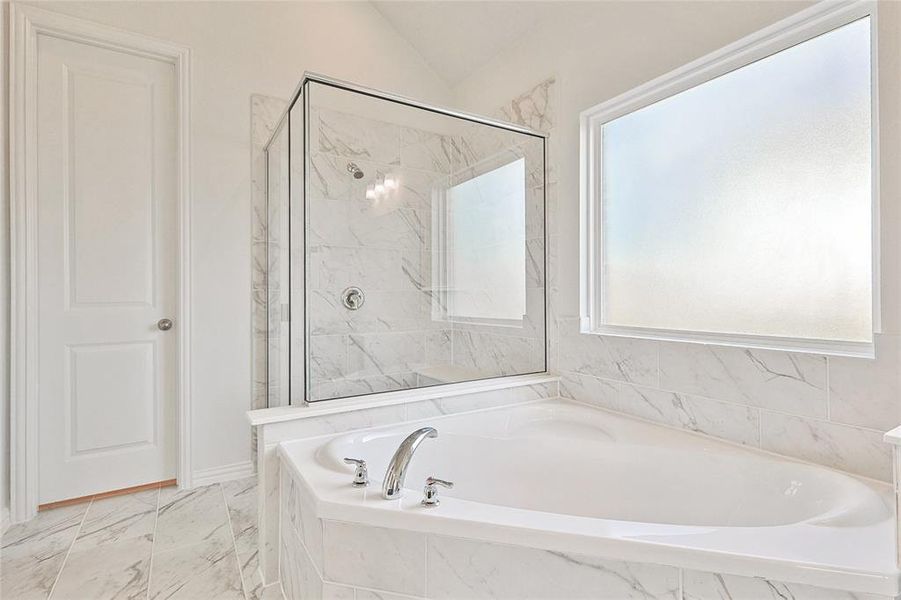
9;2;193;522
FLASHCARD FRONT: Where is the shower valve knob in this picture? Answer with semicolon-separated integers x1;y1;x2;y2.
342;287;365;310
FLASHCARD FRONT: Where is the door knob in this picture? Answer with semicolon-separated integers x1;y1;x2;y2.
157;318;174;331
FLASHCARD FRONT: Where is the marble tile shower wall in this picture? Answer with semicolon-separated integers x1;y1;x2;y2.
305;105;548;399
306;107;451;400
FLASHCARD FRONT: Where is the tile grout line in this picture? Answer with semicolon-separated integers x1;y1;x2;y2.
655;340;661;390
345;583;423;599
146;484;162;600
222;483;250;599
47;497;93;599
758;407;763;448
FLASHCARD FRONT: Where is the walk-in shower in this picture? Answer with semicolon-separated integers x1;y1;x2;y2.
265;73;547;405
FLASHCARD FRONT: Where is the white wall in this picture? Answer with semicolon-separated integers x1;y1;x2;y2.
7;0;453;481
453;0;901;481
2;0;11;528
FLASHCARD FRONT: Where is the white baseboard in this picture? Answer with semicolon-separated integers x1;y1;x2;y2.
2;504;10;534
192;461;255;487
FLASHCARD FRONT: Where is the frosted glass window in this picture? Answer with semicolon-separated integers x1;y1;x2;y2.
447;158;526;322
601;17;872;343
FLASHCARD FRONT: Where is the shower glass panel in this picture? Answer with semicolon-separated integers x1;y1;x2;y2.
267;74;546;404
288;96;305;405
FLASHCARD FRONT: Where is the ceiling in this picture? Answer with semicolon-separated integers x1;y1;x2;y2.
370;1;558;87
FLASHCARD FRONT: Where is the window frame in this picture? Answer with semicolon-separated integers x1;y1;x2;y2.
578;0;880;358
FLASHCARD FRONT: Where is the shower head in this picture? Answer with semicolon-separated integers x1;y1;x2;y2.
347;162;365;179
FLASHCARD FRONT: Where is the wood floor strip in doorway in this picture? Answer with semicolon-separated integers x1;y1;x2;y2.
38;479;177;511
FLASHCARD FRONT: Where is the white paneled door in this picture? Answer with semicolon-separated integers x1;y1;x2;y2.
36;34;178;504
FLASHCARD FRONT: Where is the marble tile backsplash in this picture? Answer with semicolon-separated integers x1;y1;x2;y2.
829;334;901;430
560;371;761;448
760;411;890;481
658;342;827;418
559;318;898;482
559;325;659;387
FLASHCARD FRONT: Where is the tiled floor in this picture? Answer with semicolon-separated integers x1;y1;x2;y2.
0;478;284;600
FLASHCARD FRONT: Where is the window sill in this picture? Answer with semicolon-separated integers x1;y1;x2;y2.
580;319;875;359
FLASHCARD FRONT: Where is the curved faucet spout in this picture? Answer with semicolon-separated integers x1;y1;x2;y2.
382;427;438;500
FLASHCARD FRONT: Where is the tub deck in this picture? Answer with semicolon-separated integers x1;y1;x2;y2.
279;398;899;595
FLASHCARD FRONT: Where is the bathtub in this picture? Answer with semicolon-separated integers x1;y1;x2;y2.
277;398;899;597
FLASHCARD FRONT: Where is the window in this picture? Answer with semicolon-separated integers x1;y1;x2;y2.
442;157;527;323
580;3;876;355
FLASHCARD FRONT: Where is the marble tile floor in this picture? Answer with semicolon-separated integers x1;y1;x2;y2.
0;477;284;600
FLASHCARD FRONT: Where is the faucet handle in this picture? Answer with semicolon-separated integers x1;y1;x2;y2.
343;458;369;487
422;476;454;507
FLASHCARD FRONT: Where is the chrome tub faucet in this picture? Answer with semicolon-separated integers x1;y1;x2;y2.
382;427;437;499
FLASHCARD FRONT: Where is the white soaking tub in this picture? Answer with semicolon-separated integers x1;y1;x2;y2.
277;399;899;596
